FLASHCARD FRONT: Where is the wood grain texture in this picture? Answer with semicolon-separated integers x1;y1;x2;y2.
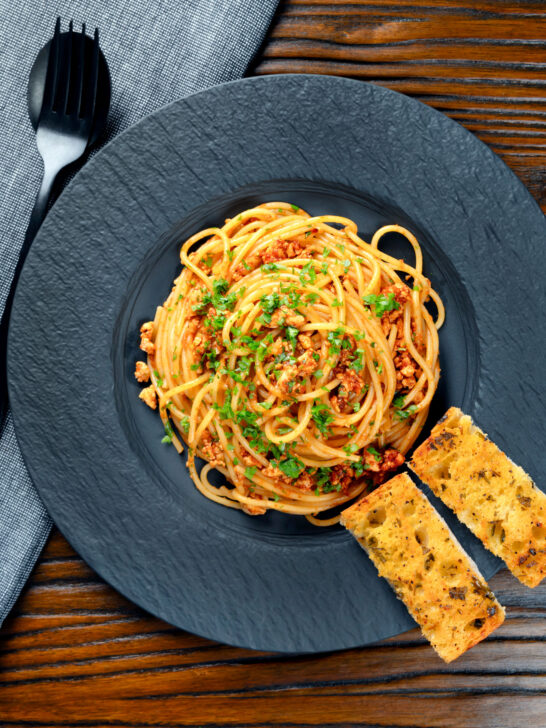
254;0;546;212
2;2;545;726
1;532;546;727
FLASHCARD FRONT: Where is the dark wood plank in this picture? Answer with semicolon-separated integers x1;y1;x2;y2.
254;0;546;212
1;538;545;726
2;3;545;727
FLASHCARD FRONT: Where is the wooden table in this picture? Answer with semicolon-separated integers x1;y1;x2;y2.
1;3;545;726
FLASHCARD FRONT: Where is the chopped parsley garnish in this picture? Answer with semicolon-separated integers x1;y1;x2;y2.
343;443;359;455
210;314;227;331
332;298;343;307
395;405;417;420
285;325;299;350
261;262;280;273
232;409;267;452
363;292;400;318
268;441;287;460
327;326;345;355
283;287;302;310
393;394;418;420
277;425;293;435
204;348;221;370
290;204;299;212
257;334;273;361
153;370;164;388
244;466;258;480
240;335;259;351
161;420;174;444
212;278;229;295
353;459;367;476
236;408;258;426
305;292;319;304
243;425;268;453
221;366;243;384
367;446;382;462
214;400;235;421
192;281;237;315
315;466;332;487
299;262;317;286
311;402;335;435
237;356;252;376
350;349;365;373
261;292;281;315
277;456;305;479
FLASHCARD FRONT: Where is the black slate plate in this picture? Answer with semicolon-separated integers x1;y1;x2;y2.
8;75;546;653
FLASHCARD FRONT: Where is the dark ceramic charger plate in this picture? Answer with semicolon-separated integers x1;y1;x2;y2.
8;75;546;653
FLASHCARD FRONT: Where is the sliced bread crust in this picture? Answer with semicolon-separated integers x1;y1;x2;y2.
341;472;505;662
410;407;546;587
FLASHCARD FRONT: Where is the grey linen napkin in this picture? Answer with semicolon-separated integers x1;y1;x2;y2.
0;0;279;626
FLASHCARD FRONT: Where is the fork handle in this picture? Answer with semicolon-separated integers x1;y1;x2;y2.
0;165;59;426
22;166;59;267
3;166;58;320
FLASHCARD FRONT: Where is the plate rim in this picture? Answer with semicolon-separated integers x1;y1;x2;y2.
8;73;546;653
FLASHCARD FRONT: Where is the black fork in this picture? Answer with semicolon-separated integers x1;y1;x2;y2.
27;18;100;246
0;18;102;426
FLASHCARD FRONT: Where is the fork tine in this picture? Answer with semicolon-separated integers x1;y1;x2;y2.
71;23;86;117
40;16;61;114
59;20;74;114
82;27;100;120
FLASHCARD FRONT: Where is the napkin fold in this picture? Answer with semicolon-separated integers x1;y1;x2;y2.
0;0;279;626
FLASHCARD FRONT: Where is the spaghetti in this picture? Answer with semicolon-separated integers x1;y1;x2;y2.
136;203;444;525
